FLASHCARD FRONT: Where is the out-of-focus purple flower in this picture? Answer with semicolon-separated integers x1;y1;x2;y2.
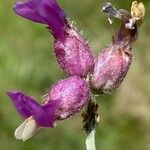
90;9;138;93
7;76;89;141
14;0;94;77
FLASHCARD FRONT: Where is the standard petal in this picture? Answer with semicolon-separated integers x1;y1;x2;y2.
7;91;56;127
14;2;46;24
7;91;34;118
14;0;67;40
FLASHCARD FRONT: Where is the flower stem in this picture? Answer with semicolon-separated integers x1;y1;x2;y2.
86;129;96;150
82;94;99;150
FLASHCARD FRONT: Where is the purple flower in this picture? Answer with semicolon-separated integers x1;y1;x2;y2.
45;76;89;120
14;0;67;40
14;0;94;77
90;9;138;93
53;29;94;77
7;76;89;141
90;42;132;93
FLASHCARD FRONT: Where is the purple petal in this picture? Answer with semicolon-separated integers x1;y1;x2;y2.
14;2;46;24
14;0;67;40
7;91;57;127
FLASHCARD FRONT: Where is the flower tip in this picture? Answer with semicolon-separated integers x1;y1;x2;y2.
13;1;19;9
13;1;24;15
7;91;19;98
6;91;11;97
15;117;39;141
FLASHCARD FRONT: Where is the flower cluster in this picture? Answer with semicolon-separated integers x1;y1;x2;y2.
7;0;144;141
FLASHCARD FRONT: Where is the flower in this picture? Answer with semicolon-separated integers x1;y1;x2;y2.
90;1;145;93
14;0;94;77
90;41;132;93
9;0;145;142
7;76;89;141
14;0;67;40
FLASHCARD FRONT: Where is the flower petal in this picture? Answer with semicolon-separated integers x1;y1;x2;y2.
7;91;57;127
14;117;39;141
14;2;46;24
14;0;67;40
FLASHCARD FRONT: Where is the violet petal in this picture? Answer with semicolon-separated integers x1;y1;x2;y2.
7;91;57;127
14;0;67;40
14;2;46;24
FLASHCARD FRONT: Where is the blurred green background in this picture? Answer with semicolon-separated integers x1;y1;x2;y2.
0;0;150;150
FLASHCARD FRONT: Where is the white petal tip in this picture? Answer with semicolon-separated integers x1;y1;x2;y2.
14;117;39;141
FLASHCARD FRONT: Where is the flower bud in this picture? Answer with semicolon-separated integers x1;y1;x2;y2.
13;0;94;77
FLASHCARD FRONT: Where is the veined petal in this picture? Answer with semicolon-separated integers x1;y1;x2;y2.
7;91;56;127
7;91;36;118
14;0;67;40
14;2;46;24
